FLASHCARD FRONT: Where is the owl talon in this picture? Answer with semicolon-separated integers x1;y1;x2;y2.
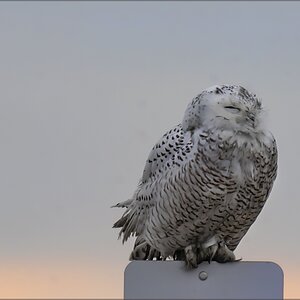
213;243;236;263
208;244;218;263
233;257;242;262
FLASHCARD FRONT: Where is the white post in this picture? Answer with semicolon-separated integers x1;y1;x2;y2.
124;261;283;299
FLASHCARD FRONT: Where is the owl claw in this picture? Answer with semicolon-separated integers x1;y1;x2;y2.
213;243;236;263
208;243;219;263
233;257;242;262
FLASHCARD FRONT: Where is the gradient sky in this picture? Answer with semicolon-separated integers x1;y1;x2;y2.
0;1;300;298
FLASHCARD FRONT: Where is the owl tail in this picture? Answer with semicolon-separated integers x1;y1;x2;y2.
112;198;138;242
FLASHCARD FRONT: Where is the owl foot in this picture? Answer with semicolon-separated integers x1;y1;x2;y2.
196;243;218;264
174;240;237;267
184;245;198;269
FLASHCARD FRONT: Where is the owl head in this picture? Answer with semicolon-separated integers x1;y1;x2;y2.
182;85;263;134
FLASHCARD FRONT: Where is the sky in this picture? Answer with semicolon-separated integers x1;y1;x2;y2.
0;1;300;298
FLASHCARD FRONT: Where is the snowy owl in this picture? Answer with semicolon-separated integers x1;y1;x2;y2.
113;85;277;268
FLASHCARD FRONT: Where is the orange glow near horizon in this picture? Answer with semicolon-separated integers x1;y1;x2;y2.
0;258;298;298
283;266;300;299
0;258;123;298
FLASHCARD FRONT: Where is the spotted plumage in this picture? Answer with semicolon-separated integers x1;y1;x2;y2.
113;84;277;267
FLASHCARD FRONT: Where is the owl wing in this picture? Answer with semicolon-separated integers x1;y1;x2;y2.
113;124;194;242
141;124;186;183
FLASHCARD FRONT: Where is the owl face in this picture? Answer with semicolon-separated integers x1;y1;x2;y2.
182;85;263;134
205;88;262;132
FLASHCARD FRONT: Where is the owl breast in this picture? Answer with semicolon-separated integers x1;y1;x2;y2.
203;130;277;251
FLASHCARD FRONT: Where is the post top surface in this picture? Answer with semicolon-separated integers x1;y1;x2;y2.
124;261;284;299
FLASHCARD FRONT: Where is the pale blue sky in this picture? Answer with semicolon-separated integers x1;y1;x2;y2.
0;2;300;297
